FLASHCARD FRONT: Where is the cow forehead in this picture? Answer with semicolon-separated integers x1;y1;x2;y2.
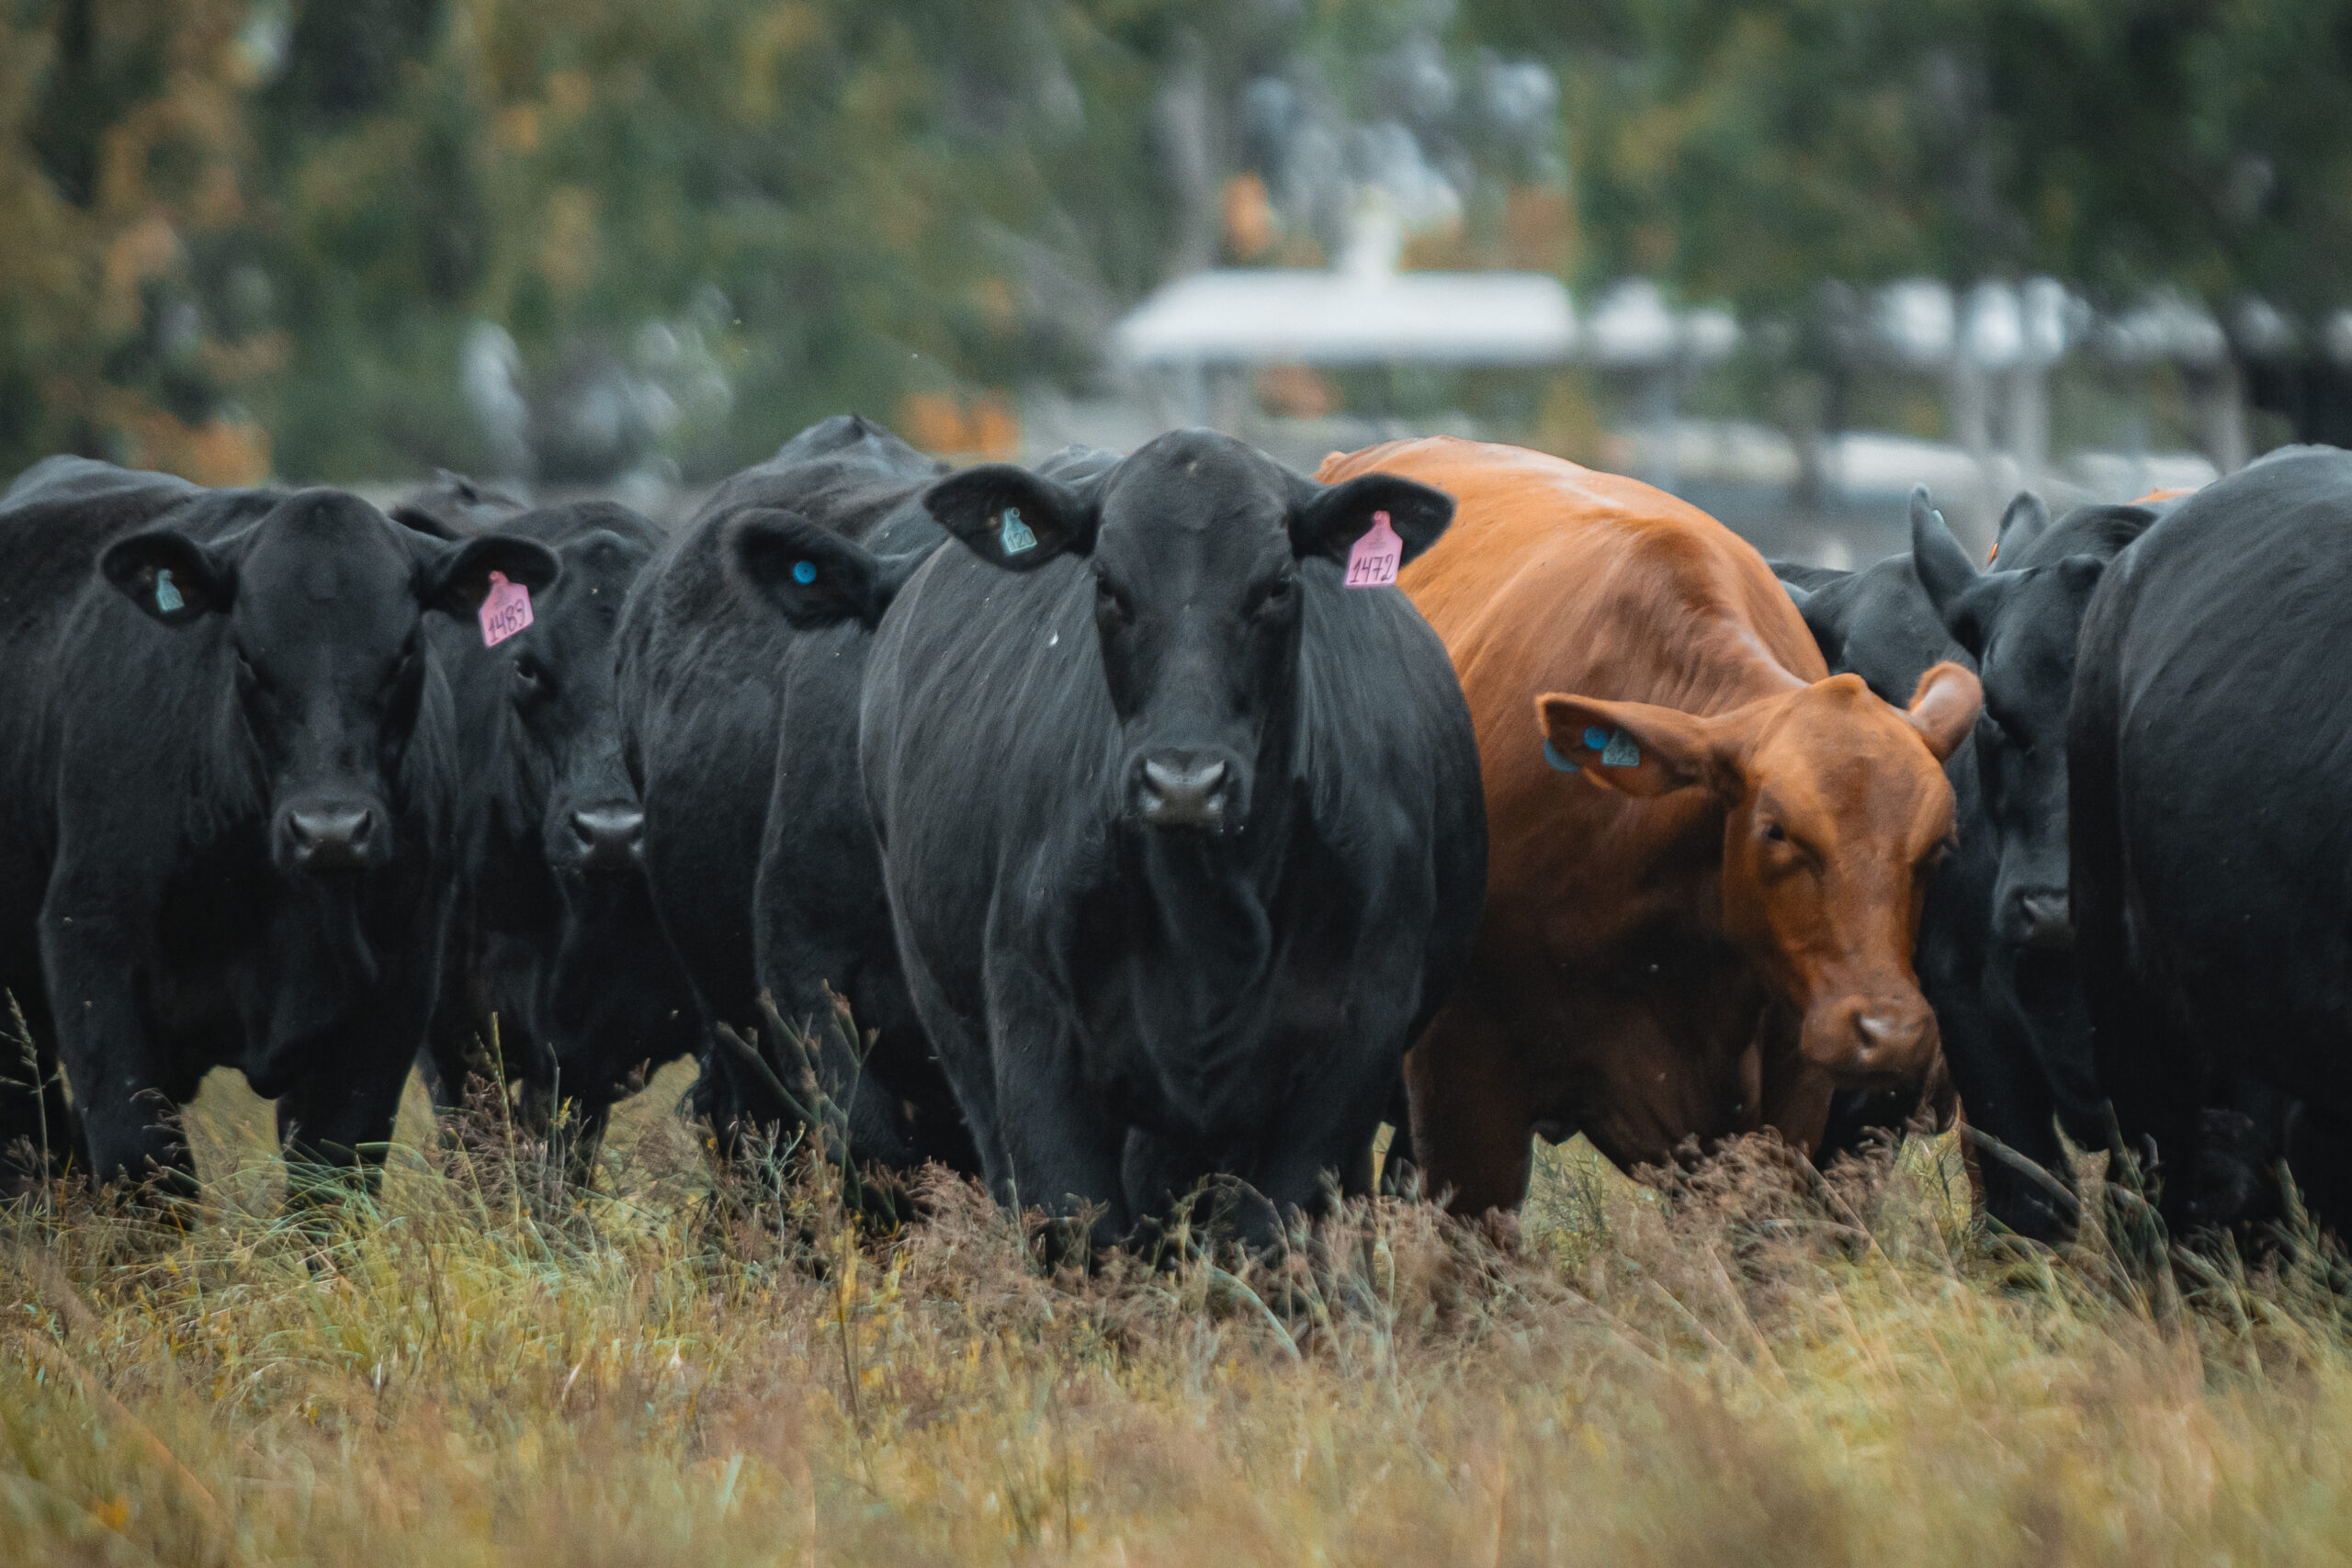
1748;685;1949;829
235;496;418;644
1104;437;1293;534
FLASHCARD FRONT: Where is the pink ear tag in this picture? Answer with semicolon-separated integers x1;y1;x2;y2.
1344;510;1403;589
478;570;535;648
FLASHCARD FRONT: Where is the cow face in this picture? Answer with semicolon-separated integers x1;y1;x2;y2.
922;431;1452;833
101;490;560;878
1912;490;2109;953
493;525;656;877
1537;664;1980;1088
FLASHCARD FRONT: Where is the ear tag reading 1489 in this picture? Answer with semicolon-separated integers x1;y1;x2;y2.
999;506;1037;556
479;570;534;648
1345;510;1403;588
153;569;183;614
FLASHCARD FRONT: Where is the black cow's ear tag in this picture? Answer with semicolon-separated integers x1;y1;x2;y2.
1543;738;1580;772
792;559;818;584
153;569;184;615
999;507;1037;556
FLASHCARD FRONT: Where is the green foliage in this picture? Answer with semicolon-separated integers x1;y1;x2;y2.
4;0;2350;481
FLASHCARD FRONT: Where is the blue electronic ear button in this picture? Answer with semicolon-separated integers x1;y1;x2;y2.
792;559;818;585
1583;726;1610;751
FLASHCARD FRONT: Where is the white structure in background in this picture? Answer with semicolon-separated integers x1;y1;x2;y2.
1582;278;1740;490
1114;205;1577;426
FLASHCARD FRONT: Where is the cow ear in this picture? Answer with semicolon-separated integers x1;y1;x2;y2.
1903;661;1983;762
1534;692;1735;799
1289;472;1454;570
418;534;562;616
727;508;932;630
924;464;1097;570
1992;490;2051;563
101;530;234;626
1910;485;2007;658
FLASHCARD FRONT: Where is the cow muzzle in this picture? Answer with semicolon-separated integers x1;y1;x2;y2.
279;801;382;874
1131;750;1240;831
568;806;646;873
2005;887;2074;952
1804;993;1939;1088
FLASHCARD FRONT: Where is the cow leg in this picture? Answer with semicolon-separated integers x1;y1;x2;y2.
1403;1010;1534;1217
40;898;196;1200
1939;964;2078;1243
980;960;1125;1249
274;1046;413;1216
1256;1053;1396;1217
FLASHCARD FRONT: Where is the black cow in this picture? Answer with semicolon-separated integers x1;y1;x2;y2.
2071;447;2352;1235
0;457;556;1201
856;429;1487;1249
616;415;975;1176
1775;488;2154;1238
421;499;696;1178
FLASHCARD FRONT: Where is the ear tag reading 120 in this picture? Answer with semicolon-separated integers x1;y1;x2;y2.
153;568;183;614
999;506;1037;556
1345;509;1403;588
478;570;534;648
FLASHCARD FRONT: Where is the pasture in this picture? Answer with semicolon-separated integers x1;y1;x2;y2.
5;1066;2348;1565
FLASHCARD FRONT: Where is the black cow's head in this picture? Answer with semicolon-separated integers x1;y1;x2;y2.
922;431;1453;834
1911;487;2104;952
101;489;560;878
489;515;657;878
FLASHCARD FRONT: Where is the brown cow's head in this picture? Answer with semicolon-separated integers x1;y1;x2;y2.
1535;665;1979;1088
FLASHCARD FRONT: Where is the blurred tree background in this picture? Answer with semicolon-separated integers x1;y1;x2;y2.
3;0;2349;484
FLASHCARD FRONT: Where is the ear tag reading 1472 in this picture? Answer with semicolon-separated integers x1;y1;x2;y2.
999;506;1037;556
153;569;183;614
1345;510;1403;588
478;570;534;648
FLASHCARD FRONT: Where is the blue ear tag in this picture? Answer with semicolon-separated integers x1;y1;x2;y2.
1600;728;1641;768
153;569;183;614
1583;727;1610;751
792;559;818;585
1543;739;1580;773
999;506;1037;555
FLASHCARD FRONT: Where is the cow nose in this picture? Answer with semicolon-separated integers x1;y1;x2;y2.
288;806;375;872
1826;1001;1938;1086
570;807;645;871
1137;756;1229;829
2018;891;2073;952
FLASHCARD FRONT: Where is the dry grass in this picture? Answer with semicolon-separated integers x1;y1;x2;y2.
5;1068;2351;1566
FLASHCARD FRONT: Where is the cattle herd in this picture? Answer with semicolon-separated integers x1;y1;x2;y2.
1;422;2346;1252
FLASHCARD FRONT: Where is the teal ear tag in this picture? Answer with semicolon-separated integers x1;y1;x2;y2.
792;559;818;584
154;569;183;614
1600;729;1641;768
999;506;1037;556
1543;739;1580;773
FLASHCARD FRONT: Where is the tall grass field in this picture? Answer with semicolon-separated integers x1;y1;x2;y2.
5;1066;2350;1565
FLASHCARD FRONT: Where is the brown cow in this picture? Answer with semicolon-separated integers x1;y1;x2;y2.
1317;438;1981;1214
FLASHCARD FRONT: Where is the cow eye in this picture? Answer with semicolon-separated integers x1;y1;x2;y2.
1762;822;1787;843
1253;574;1297;618
512;657;548;701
